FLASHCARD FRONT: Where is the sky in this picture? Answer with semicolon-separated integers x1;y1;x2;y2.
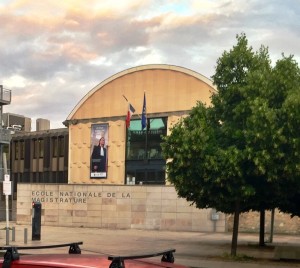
0;0;299;130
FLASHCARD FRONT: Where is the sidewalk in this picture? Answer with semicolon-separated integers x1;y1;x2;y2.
1;222;300;268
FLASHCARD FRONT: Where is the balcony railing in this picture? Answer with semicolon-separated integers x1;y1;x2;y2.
0;128;12;143
0;85;11;105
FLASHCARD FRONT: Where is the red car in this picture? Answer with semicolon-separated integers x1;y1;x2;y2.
0;242;188;268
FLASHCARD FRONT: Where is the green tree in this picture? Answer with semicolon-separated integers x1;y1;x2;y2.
162;102;250;256
277;62;300;217
162;33;300;255
210;33;269;249
240;54;300;245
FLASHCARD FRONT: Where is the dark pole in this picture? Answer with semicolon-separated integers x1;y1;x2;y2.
259;209;265;246
144;124;148;163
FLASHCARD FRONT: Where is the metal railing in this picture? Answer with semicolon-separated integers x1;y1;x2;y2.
0;85;11;104
0;128;12;143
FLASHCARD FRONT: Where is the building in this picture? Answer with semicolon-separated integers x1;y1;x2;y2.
11;65;216;187
64;64;216;185
14;65;228;231
0;85;12;221
36;118;50;131
0;85;12;180
13;65;300;233
2;112;31;132
11;128;69;191
9;115;67;196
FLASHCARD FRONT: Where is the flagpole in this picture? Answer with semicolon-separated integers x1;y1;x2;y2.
122;95;129;102
145;122;148;163
141;91;148;162
145;92;148;163
122;95;142;119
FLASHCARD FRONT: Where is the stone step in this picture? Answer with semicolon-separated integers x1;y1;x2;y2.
274;245;300;260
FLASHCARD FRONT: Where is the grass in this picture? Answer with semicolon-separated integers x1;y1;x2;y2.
221;252;255;262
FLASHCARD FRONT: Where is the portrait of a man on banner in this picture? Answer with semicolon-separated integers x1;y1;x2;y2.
90;123;108;178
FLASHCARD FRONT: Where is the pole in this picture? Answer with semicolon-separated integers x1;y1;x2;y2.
3;152;10;245
3;153;9;226
12;226;15;241
122;95;142;119
24;228;28;244
269;209;275;243
6;195;9;232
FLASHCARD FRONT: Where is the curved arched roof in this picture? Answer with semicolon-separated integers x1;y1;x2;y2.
66;64;217;121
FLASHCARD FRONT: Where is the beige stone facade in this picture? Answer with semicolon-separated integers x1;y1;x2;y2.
65;64;217;184
14;65;223;232
17;183;225;232
227;211;300;234
13;64;300;234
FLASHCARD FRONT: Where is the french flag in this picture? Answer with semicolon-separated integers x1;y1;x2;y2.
126;103;135;128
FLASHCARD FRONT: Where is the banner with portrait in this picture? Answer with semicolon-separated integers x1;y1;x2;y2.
90;123;108;178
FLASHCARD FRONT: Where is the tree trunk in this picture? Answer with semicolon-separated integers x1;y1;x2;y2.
259;209;265;246
231;200;240;256
269;208;275;243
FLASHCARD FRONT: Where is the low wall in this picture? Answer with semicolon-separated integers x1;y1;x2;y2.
16;183;225;232
226;210;300;234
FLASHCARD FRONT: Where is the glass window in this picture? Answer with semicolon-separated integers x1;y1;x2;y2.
39;139;44;158
20;141;25;160
39;172;44;183
52;137;58;157
125;117;167;185
33;139;38;159
126;118;167;160
58;136;64;157
33;139;44;158
32;172;37;183
14;141;19;160
147;118;167;159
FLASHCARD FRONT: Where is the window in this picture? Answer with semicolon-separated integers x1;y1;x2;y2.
58;136;64;157
52;136;64;157
126;118;167;160
125;117;167;185
33;139;44;158
20;141;25;160
32;172;37;183
39;172;44;183
33;139;38;159
15;140;25;160
14;141;19;160
39;139;44;158
52;137;58;157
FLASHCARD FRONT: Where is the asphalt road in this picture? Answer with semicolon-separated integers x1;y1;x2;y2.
1;222;300;268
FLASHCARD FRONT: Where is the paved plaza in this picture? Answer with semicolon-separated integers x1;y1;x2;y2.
1;222;300;268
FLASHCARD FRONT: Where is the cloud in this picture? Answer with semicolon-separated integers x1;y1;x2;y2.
0;0;299;129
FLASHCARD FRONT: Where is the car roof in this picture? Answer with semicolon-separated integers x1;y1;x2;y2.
6;254;110;268
0;242;187;268
1;254;187;268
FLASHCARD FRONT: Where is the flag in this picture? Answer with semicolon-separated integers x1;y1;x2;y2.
126;103;135;128
141;92;147;130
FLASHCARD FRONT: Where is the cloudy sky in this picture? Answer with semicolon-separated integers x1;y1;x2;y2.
1;0;299;130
